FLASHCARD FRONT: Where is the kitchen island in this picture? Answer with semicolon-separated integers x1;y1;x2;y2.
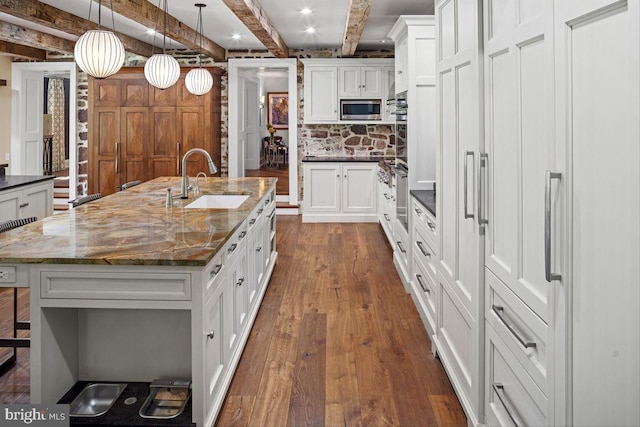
0;177;278;426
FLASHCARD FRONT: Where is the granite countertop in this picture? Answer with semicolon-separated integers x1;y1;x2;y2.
0;177;276;267
0;175;55;191
411;189;436;217
302;156;394;163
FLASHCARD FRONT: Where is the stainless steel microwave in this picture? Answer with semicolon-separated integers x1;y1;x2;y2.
340;99;382;120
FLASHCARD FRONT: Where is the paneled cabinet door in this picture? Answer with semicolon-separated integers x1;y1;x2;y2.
119;107;149;190
148;107;178;179
555;1;640;426
338;66;383;98
342;163;376;213
304;163;341;213
177;106;210;177
204;279;226;413
304;66;338;122
89;107;120;195
394;35;408;94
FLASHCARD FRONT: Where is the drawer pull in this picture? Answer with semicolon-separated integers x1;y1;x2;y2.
396;241;406;253
236;277;245;286
19;202;29;208
207;330;215;339
384;193;391;200
492;305;536;348
416;274;430;293
249;218;256;225
414;207;422;215
258;208;263;214
416;241;431;257
427;221;435;231
210;264;222;277
228;243;237;253
492;383;524;427
239;231;246;239
383;213;390;222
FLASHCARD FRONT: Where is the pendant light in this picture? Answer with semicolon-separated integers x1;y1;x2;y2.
144;0;180;90
74;0;125;79
185;3;213;96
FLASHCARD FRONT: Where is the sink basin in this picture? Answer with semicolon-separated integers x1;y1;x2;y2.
69;383;127;417
185;194;250;209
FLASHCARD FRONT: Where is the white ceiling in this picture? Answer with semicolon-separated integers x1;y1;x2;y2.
31;0;434;54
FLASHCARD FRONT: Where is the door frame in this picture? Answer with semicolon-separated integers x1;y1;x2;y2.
228;58;298;206
11;62;77;200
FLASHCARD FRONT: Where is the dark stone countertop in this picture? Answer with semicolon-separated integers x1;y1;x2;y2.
302;156;394;163
411;189;436;217
0;175;54;191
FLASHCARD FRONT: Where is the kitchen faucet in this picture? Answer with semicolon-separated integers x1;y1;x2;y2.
180;148;217;199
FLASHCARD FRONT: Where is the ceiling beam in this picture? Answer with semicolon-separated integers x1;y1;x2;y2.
108;0;226;61
0;0;155;57
0;40;46;60
221;0;289;58
341;0;373;56
0;20;75;54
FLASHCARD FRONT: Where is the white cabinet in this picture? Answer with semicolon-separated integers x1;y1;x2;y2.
388;16;437;191
303;65;338;122
0;179;54;222
303;161;378;222
434;1;485;424
410;196;438;339
383;66;396;122
338;66;383;98
377;166;395;245
302;59;394;124
204;270;227;414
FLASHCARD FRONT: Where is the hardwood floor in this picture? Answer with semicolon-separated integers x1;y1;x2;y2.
245;166;289;195
216;217;466;426
0;217;466;426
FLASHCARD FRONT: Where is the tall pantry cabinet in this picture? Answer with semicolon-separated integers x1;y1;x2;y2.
89;68;222;196
435;1;640;426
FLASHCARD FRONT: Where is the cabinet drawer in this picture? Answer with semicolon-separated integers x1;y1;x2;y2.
413;222;437;279
205;250;226;297
226;221;247;264
413;254;436;328
411;198;436;248
395;220;410;268
485;323;547;427
486;268;548;393
40;271;191;300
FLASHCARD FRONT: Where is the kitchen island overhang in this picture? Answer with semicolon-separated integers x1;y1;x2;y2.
0;177;278;427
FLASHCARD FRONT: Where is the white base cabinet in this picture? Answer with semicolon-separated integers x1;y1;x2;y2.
303;161;378;223
0;179;54;222
376;166;395;245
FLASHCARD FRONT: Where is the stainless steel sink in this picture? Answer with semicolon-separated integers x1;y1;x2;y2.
184;194;250;209
69;383;127;417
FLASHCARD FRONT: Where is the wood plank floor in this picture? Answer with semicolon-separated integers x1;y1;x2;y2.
245;166;289;195
216;216;466;426
0;217;466;426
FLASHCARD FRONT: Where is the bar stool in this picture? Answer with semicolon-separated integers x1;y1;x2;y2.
69;193;102;208
0;216;37;376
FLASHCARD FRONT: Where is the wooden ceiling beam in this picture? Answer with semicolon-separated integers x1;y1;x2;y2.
341;0;373;56
0;0;155;57
221;0;289;58
0;40;46;60
108;0;226;61
0;20;75;54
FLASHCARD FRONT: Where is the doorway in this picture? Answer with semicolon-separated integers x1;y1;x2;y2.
228;59;298;206
11;62;77;201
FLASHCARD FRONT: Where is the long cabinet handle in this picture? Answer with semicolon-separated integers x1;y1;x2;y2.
176;142;181;175
114;142;119;174
477;153;488;225
492;383;524;427
416;274;430;293
492;305;536;348
464;151;475;218
545;170;562;282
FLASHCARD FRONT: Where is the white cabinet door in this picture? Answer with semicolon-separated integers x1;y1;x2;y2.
0;188;21;221
338;66;361;98
342;163;376;214
339;66;383;98
22;181;53;220
247;216;266;308
304;66;338;122
395;35;408;93
383;66;396;121
555;1;640;426
230;249;247;355
304;163;341;213
435;0;484;424
204;279;226;412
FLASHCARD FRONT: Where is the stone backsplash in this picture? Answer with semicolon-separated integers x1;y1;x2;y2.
300;124;395;157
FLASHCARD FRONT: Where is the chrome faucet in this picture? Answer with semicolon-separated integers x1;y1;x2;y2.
180;148;217;199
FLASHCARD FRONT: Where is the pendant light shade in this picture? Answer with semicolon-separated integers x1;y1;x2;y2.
144;54;180;89
75;1;125;79
185;68;213;96
186;3;212;96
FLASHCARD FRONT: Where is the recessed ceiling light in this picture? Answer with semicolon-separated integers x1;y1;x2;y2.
300;8;312;15
305;27;316;34
231;33;242;40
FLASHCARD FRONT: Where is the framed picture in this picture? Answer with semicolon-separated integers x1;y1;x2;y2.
267;92;289;129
